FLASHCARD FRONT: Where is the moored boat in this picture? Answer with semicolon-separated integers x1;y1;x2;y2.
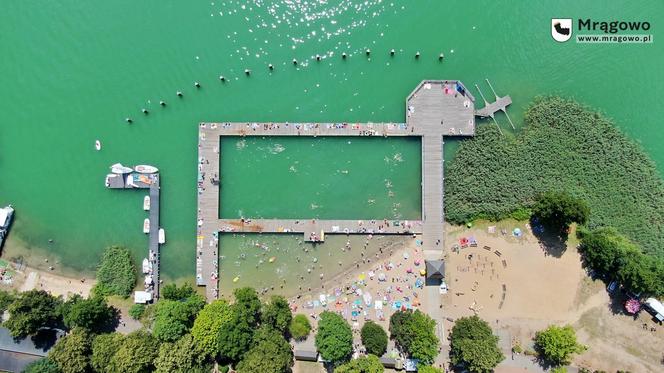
143;218;150;234
142;258;151;274
134;165;158;174
158;228;165;244
0;205;15;249
95;140;102;151
110;163;133;174
143;196;150;211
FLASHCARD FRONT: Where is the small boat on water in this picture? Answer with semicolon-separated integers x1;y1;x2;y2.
158;228;165;244
134;165;158;174
104;173;117;187
143;196;150;211
95;140;102;151
142;258;152;274
0;205;15;249
143;218;150;234
110;163;133;174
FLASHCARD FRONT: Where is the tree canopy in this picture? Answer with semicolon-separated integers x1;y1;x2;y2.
91;332;124;373
0;289;15;314
417;366;444;373
289;314;311;341
93;246;137;297
191;299;233;358
261;295;292;334
22;358;61;373
360;321;388;357
49;328;92;373
108;330;160;373
315;311;353;365
449;316;504;373
389;310;439;364
4;289;62;338
154;333;209;373
534;325;586;366
334;354;384;373
236;327;294;373
152;295;204;342
161;283;196;301
532;191;589;235
61;294;115;331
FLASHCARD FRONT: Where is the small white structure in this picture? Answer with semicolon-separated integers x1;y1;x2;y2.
645;298;664;322
134;291;152;304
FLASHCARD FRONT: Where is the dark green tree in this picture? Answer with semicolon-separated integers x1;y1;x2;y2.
22;358;61;373
449;316;504;373
161;283;196;301
128;303;146;320
534;325;586;366
0;289;15;314
152;296;204;342
577;227;631;277
154;333;210;373
360;321;388;357
91;332;124;373
93;246;137;297
233;287;262;325
4;290;62;338
191;299;233;358
108;330;160;373
289;314;312;341
48;328;92;373
61;295;115;331
217;306;255;362
262;295;292;334
236;327;294;373
315;311;353;365
389;310;439;364
532;191;590;235
334;354;384;373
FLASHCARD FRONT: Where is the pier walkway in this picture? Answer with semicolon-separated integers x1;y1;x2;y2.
197;80;510;301
106;171;161;299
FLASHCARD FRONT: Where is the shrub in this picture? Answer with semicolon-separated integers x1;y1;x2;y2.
289;314;312;341
128;303;146;320
93;246;137;297
334;354;384;373
534;325;586;366
532;191;589;235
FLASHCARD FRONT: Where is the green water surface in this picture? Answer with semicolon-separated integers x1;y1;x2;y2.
1;1;663;281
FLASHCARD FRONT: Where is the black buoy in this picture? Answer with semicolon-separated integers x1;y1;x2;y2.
366;48;371;56
142;108;149;114
390;48;395;56
126;117;133;123
160;100;166;106
268;64;274;70
415;51;420;58
292;58;298;65
316;54;321;61
342;52;347;59
194;82;201;88
439;53;444;61
245;69;251;75
177;91;183;97
219;75;226;82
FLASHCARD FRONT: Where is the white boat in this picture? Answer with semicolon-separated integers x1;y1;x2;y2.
0;205;15;249
143;196;150;211
158;228;165;244
95;140;102;151
134;165;158;174
143;218;150;234
104;173;117;187
110;163;133;174
142;258;151;274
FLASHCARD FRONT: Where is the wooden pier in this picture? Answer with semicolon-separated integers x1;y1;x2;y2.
197;80;511;301
106;171;161;299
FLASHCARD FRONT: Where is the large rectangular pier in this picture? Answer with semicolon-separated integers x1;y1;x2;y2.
197;80;510;301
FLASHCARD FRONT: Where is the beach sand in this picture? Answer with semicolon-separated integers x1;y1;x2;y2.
0;260;95;299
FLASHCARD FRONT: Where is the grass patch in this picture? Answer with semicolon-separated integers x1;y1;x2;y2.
446;97;664;257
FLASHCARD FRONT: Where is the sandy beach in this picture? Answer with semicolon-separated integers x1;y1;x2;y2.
0;260;94;299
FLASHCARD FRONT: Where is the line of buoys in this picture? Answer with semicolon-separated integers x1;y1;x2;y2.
292;59;298;65
390;49;395;56
439;53;444;61
315;54;321;61
365;48;371;56
244;69;251;75
194;82;201;88
159;100;166;106
415;51;420;59
142;108;149;114
268;64;274;70
177;91;183;97
219;75;226;82
126;117;133;123
342;52;347;59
